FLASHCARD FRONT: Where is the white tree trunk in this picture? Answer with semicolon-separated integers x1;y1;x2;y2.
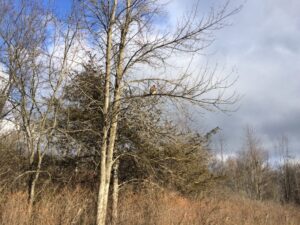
96;1;117;224
111;160;119;225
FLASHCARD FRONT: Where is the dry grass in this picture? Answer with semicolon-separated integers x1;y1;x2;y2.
118;188;300;225
0;187;299;225
0;188;95;225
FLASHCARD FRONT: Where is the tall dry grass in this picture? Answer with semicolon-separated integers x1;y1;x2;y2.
0;186;299;225
0;187;95;225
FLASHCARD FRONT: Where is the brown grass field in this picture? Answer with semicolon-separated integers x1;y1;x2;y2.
0;187;299;225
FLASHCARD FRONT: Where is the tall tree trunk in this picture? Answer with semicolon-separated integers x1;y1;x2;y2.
96;1;117;224
99;0;131;222
111;160;119;225
96;1;131;224
28;143;43;214
28;157;42;214
27;135;35;207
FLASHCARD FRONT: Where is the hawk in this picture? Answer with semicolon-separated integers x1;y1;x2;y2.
149;85;157;95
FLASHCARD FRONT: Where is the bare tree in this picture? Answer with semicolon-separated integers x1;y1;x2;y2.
276;135;300;204
0;0;79;212
0;0;17;119
78;0;240;224
236;127;270;200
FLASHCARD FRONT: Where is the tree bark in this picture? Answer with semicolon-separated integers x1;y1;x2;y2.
28;153;42;214
96;1;117;224
96;1;131;224
27;137;44;214
111;160;119;225
98;1;131;223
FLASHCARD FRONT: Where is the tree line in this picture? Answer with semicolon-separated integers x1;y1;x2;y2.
214;127;300;205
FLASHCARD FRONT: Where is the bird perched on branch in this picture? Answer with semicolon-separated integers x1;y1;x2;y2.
149;85;157;95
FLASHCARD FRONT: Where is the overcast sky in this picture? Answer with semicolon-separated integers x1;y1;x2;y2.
53;0;300;160
166;0;300;159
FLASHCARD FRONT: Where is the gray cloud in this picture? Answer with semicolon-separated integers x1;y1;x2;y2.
211;0;300;157
167;0;300;159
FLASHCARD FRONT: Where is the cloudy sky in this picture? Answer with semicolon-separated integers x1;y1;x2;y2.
55;0;300;160
172;0;300;159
